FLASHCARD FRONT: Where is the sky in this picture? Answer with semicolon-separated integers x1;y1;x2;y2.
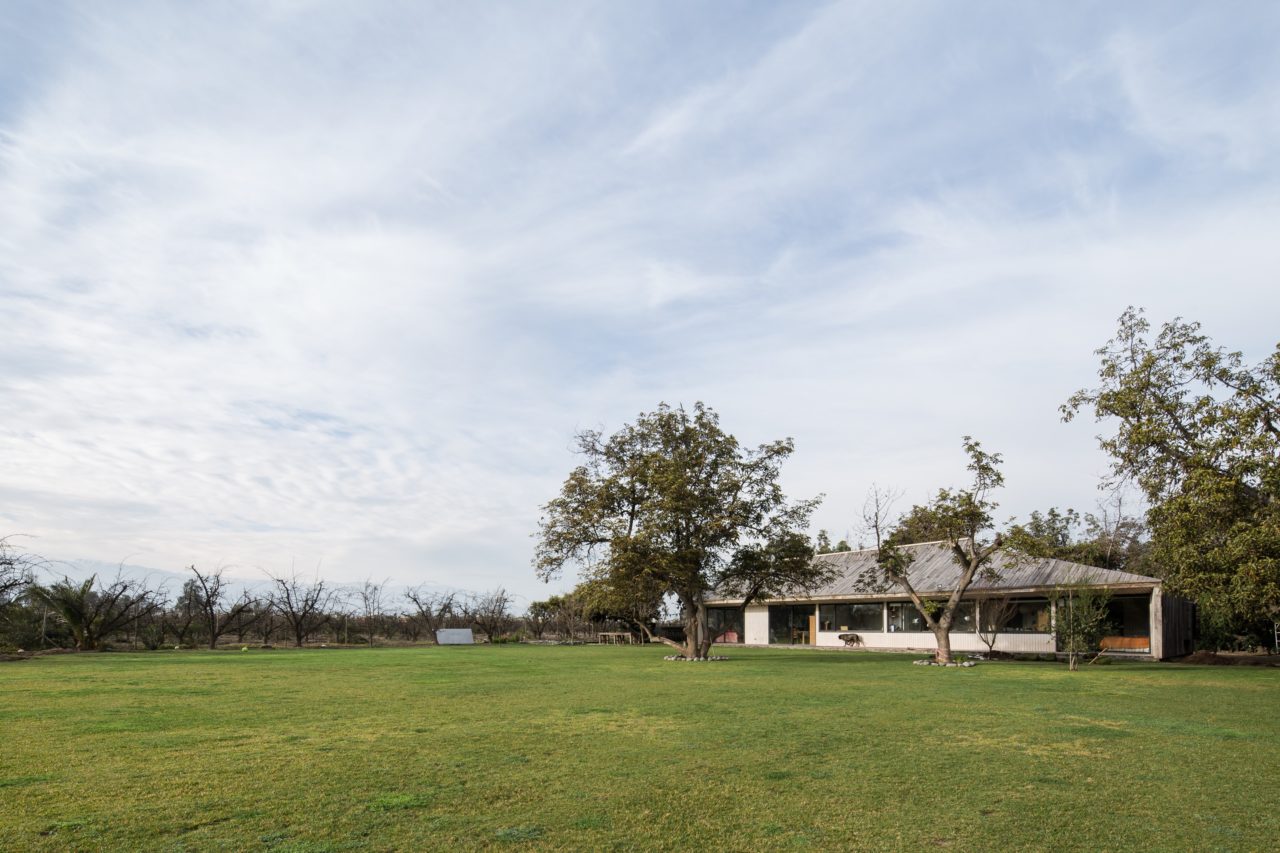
2;1;1278;607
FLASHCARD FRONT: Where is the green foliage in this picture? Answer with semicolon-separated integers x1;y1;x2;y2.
1054;584;1112;671
1006;504;1150;574
814;530;852;554
535;402;829;658
1064;308;1280;626
1;647;1278;850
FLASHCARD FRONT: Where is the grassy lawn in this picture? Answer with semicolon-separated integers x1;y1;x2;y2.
1;646;1277;852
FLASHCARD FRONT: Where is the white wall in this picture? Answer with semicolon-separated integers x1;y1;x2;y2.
744;605;769;645
813;629;1055;654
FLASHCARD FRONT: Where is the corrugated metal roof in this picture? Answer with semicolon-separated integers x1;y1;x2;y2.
709;541;1159;603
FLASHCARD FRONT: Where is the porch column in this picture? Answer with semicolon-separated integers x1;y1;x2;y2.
1150;588;1164;660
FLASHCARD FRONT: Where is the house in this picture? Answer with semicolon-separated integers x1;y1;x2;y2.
705;541;1195;660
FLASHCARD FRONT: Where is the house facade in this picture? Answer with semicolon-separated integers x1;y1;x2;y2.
705;541;1195;660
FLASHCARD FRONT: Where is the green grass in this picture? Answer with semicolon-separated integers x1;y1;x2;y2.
1;646;1277;851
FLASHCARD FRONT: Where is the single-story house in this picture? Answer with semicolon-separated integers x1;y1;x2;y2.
706;541;1195;660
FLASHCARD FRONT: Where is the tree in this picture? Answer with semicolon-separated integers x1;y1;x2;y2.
1063;308;1280;633
166;579;204;647
541;592;591;642
870;440;1011;664
357;579;388;647
814;531;852;554
524;599;555;640
1006;498;1150;574
404;587;456;644
1055;584;1112;671
535;402;829;660
889;504;955;545
267;571;333;647
573;574;664;642
29;573;164;651
976;596;1017;657
188;565;258;650
0;536;37;608
466;588;512;641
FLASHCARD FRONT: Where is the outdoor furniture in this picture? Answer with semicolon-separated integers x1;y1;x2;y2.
598;632;635;645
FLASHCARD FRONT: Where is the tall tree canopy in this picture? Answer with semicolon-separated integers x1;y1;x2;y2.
535;402;829;659
1064;308;1280;630
1006;502;1149;575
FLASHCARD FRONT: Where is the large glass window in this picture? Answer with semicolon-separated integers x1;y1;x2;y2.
949;601;977;633
1105;596;1150;637
1002;599;1052;633
768;605;815;644
706;607;744;644
886;602;975;632
818;603;883;632
887;603;928;632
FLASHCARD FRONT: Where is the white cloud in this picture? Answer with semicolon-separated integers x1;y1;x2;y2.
1;1;1278;602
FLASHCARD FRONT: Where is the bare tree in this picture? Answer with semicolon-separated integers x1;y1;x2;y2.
256;604;280;645
0;536;38;607
30;572;164;651
227;591;262;643
165;579;204;646
553;593;591;642
467;588;512;641
188;565;258;650
397;610;423;642
404;587;456;644
267;571;333;647
358;579;388;647
977;596;1018;656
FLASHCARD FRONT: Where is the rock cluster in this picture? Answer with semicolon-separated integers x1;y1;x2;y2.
663;655;729;662
912;659;977;667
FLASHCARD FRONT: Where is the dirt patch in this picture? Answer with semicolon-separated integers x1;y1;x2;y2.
1177;651;1280;667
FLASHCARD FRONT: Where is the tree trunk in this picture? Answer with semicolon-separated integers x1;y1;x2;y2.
681;600;713;660
932;626;953;663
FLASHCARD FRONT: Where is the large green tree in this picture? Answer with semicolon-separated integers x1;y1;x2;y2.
535;402;830;659
1063;308;1280;631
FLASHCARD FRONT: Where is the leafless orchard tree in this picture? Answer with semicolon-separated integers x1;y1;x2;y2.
188;565;259;649
467;588;512;641
165;580;202;646
229;591;262;644
266;570;334;647
330;588;357;644
0;536;38;607
358;579;388;647
404;587;456;644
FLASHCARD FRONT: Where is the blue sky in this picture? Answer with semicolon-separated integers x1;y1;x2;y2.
2;2;1278;605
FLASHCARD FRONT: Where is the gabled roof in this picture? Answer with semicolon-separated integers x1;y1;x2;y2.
709;541;1159;603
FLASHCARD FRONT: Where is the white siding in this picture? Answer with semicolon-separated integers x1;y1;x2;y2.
744;605;769;645
808;630;1054;654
